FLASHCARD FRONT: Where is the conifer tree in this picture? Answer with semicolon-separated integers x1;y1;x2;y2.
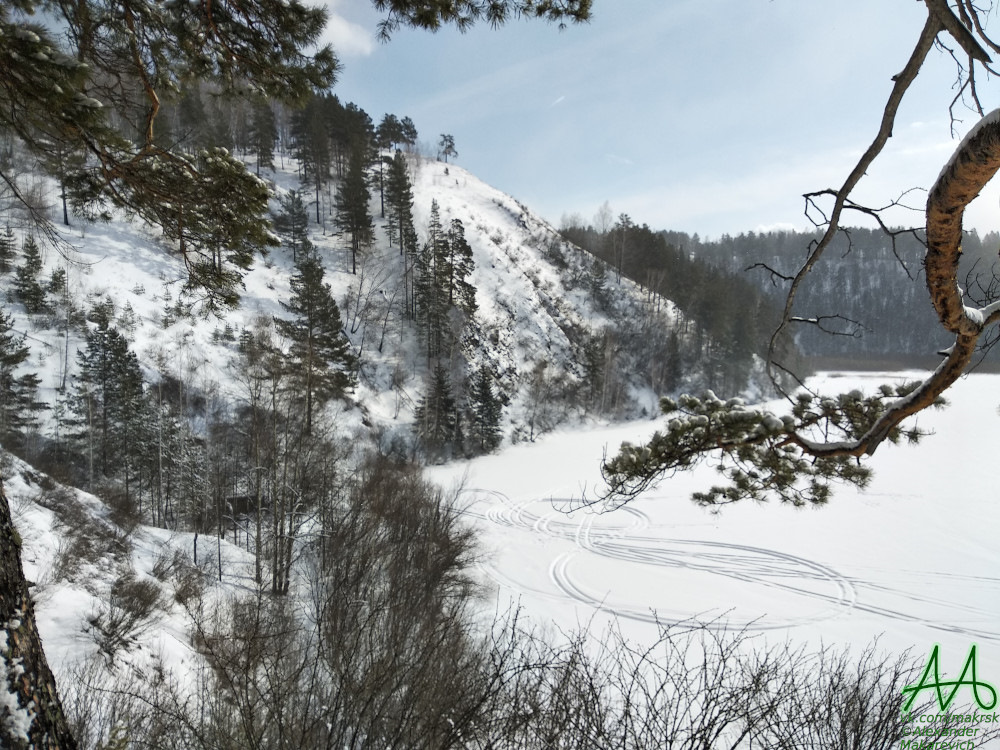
415;203;478;359
0;311;44;448
415;201;450;360
446;218;477;314
376;114;403;151
248;100;278;176
375;114;402;217
0;225;16;274
71;322;146;491
400;116;419;150
414;360;458;459
292;95;334;224
438;133;458;163
273;190;312;262
385;152;419;315
158;148;280;310
275;246;356;434
14;235;47;314
334;144;374;275
468;365;502;452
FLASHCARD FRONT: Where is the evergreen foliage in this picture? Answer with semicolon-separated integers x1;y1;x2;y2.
334;144;375;275
1;0;337;306
157;148;280;310
70;322;147;489
468;365;502;452
385;152;417;253
438;133;458;163
385;152;420;318
0;225;15;274
14;235;47;314
413;361;458;459
248;100;278;176
273;190;312;262
561;219;781;394
399;116;419;149
415;201;477;360
446;218;477;314
602;384;942;508
373;0;592;37
415;201;450;359
291;95;333;224
275;246;356;433
0;311;44;447
376;113;404;151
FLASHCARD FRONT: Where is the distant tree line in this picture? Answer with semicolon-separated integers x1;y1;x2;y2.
670;227;1000;367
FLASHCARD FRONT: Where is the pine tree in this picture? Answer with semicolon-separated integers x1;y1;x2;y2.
414;361;457;459
0;311;44;448
376;114;403;151
415;201;450;360
275;246;356;434
468;365;502;453
249;100;278;176
292;94;333;224
375;114;403;217
334;144;374;275
177;85;209;150
158;148;280;310
400;116;419;150
0;225;16;274
71;322;146;491
385;152;419;315
438;133;458;163
414;203;478;359
446;218;477;314
14;235;47;314
273;190;312;262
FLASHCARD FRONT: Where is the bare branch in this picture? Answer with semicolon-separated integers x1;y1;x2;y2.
745;262;794;285
767;15;941;398
925;0;991;62
789;314;870;339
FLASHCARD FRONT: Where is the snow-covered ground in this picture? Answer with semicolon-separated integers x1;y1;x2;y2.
7;155;997;732
8;367;999;737
428;369;1000;680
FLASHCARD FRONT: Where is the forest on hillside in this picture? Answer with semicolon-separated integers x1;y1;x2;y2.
560;217;797;391
678;227;1000;367
563;212;1000;369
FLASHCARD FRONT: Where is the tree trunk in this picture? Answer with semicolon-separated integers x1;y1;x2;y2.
0;475;78;749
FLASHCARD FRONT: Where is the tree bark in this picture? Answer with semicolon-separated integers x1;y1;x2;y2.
0;475;78;749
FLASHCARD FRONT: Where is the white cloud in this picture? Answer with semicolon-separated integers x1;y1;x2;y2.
322;10;374;59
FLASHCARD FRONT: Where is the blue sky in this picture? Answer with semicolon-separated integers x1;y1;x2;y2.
322;1;1000;239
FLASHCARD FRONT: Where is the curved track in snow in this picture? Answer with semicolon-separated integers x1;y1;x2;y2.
459;488;1000;640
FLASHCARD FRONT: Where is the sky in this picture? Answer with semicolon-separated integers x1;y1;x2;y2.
321;1;1000;240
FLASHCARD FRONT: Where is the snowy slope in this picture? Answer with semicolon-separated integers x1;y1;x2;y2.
7;154;674;451
7;451;257;694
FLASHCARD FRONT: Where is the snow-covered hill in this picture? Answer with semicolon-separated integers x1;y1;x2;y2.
8;154;684;458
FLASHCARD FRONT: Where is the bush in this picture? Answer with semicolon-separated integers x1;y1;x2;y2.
40;486;131;582
88;572;164;659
